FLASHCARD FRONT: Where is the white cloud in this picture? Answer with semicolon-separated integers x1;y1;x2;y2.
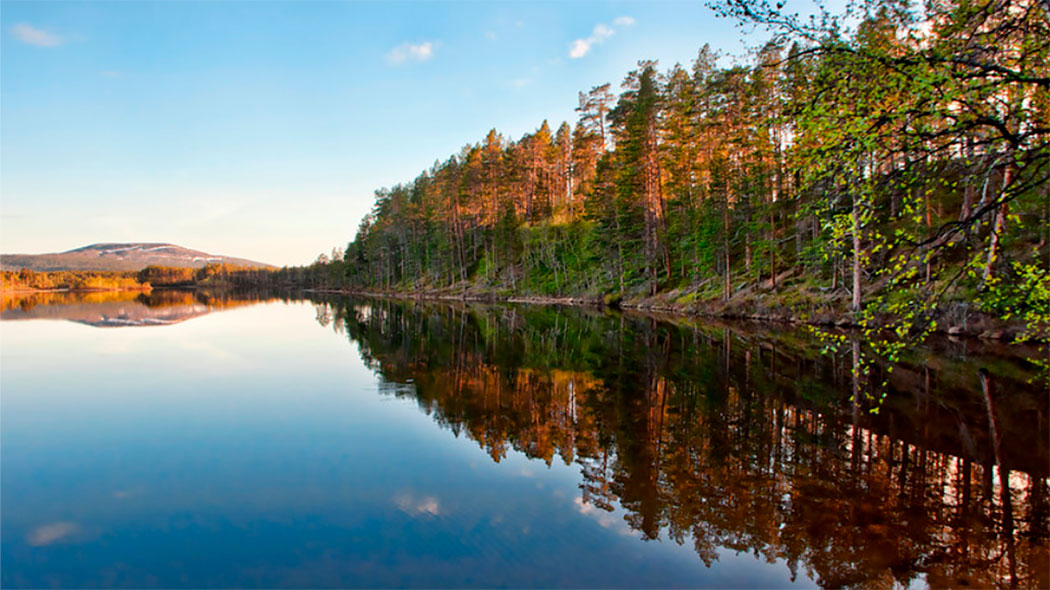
101;70;121;78
484;30;498;41
11;23;63;47
569;39;591;59
388;41;435;64
568;22;622;59
614;16;636;27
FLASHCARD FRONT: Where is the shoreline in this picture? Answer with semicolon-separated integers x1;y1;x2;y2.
305;287;1037;343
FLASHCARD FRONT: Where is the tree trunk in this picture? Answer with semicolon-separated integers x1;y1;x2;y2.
852;192;862;313
770;209;777;289
982;161;1016;283
723;186;732;302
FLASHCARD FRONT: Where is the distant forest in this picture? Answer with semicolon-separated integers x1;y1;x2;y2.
304;0;1047;349
0;264;278;292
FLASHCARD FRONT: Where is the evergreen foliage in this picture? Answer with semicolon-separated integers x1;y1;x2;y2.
327;0;1047;356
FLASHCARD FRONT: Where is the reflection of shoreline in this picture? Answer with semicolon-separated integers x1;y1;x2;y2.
0;290;270;327
0;287;150;294
327;298;1050;589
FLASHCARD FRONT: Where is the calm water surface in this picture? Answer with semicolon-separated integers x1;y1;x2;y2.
2;291;1047;588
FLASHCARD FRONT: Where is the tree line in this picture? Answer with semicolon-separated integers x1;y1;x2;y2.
1;269;145;292
326;0;1047;350
1;264;281;292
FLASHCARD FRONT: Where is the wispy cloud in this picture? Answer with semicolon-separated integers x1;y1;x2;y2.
569;17;633;59
569;24;613;59
484;30;498;41
11;23;63;47
387;41;435;65
101;70;121;78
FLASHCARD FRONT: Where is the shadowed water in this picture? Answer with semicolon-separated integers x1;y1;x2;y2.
2;292;1047;588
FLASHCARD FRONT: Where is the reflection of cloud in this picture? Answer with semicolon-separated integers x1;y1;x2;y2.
575;497;600;516
574;497;620;530
27;522;78;546
394;492;441;516
113;490;132;499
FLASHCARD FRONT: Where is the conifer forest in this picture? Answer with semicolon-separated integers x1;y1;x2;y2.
321;0;1048;357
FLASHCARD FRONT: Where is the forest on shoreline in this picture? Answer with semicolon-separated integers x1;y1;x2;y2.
301;0;1047;356
0;264;278;293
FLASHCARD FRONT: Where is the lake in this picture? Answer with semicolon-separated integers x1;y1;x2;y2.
2;291;1047;588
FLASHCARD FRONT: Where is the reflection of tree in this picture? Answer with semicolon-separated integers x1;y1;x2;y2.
2;289;144;312
314;303;332;328
332;298;1049;589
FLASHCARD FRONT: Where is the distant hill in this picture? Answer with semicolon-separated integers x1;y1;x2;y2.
1;243;274;272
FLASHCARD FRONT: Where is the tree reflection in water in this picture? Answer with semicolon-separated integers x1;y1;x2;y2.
319;297;1048;589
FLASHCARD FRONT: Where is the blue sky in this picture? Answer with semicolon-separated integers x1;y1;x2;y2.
2;1;755;266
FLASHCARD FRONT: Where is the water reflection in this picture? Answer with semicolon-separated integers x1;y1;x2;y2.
1;290;279;327
322;298;1049;589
